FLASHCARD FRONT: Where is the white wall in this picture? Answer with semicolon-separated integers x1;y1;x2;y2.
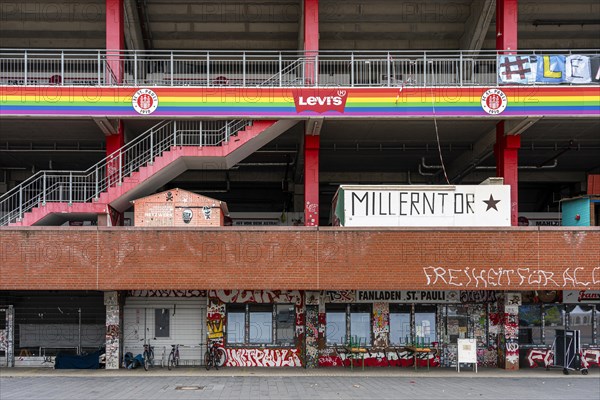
123;297;206;366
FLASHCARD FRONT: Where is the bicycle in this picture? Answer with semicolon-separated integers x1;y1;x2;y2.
167;344;181;370
142;340;155;371
204;340;226;370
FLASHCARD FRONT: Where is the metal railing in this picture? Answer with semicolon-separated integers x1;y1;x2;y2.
1;49;598;88
0;119;251;226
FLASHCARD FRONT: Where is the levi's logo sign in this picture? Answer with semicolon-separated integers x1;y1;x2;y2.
292;89;348;113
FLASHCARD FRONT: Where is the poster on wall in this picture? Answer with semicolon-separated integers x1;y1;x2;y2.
355;290;460;303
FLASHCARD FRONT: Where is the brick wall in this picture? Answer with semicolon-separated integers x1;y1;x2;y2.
133;188;225;227
1;227;599;291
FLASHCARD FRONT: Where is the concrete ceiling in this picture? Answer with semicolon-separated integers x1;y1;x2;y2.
0;0;598;50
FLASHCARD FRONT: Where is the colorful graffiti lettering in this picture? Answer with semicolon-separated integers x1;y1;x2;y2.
372;303;389;348
526;348;554;368
128;290;207;297
225;348;302;367
460;291;498;303
0;329;7;351
209;290;302;305
318;349;440;368
582;349;600;368
324;290;355;303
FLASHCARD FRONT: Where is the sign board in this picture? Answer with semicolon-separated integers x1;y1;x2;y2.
518;212;561;227
355;290;460;303
334;185;510;227
457;338;478;373
563;290;600;303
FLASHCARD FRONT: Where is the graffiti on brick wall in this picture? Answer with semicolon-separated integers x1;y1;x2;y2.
207;298;225;343
128;290;207;297
0;329;6;351
209;290;302;305
504;306;519;368
460;291;497;303
372;303;389;348
444;345;457;367
225;348;302;367
423;266;600;288
323;290;355;303
478;348;498;367
104;291;120;370
305;306;319;368
318;348;441;368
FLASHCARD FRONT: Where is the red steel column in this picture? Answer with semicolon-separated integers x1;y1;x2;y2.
496;0;518;53
303;0;320;226
105;0;125;225
495;127;520;227
106;0;124;83
304;135;320;226
303;0;319;85
495;0;520;227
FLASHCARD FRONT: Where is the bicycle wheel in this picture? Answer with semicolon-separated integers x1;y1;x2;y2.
204;350;212;371
167;353;175;370
143;351;149;371
215;347;226;368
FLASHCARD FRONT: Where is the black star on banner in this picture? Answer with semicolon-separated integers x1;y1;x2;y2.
483;194;500;211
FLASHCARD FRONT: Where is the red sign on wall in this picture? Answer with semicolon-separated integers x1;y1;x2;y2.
292;88;348;113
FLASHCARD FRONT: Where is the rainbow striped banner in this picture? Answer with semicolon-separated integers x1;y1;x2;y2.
1;86;598;118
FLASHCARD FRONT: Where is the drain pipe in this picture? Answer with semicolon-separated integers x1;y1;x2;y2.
475;159;558;170
418;163;436;176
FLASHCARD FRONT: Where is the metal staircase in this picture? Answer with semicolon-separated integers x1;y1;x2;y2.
0;118;297;226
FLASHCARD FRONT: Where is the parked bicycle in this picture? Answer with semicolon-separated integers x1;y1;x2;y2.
167;344;181;370
142;340;155;371
204;340;226;370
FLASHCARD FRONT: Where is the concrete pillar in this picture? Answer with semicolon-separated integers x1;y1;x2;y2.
499;295;520;370
104;291;121;369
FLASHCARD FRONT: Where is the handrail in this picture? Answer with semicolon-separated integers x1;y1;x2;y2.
0;119;252;226
1;49;598;88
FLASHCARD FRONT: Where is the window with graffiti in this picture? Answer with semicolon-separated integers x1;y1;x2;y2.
225;303;296;346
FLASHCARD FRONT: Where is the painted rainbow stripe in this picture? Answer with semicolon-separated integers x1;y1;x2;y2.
0;86;598;118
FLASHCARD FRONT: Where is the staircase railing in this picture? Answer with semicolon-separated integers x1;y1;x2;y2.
0;119;252;226
259;56;315;87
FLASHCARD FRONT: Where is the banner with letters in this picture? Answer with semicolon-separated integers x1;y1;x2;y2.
498;54;599;85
